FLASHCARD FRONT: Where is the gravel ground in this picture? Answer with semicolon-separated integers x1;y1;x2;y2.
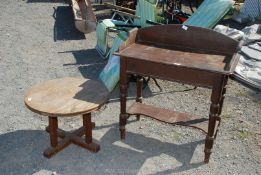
0;0;260;174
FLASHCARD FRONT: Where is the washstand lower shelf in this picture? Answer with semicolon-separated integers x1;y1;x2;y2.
127;102;212;133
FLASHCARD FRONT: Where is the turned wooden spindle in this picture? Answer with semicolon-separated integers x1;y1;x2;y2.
136;75;143;121
204;76;226;163
120;57;128;139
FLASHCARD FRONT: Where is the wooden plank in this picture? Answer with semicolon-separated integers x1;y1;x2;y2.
71;0;97;33
112;9;140;19
104;2;135;14
126;58;218;88
116;43;230;74
118;28;138;51
127;102;208;133
136;24;239;56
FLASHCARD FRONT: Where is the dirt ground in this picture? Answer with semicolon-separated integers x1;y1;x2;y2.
0;0;260;175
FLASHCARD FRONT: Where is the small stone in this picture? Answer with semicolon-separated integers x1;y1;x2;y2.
226;154;229;158
52;172;57;175
139;126;143;129
69;123;76;128
240;128;248;132
256;121;260;124
238;110;243;115
243;128;248;132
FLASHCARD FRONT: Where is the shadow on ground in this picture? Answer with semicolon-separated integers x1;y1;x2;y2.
61;48;156;100
219;19;247;30
61;49;106;79
53;6;86;41
61;48;198;103
60;49;151;102
0;125;205;174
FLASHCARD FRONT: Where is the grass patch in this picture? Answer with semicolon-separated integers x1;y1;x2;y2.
170;131;182;142
236;90;248;97
237;130;258;140
221;112;232;119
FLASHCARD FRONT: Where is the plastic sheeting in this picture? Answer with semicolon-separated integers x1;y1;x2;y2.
234;25;261;90
240;0;261;21
214;25;244;40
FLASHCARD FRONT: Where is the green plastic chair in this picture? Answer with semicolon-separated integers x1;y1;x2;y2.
96;19;116;58
99;32;128;92
184;0;234;28
96;0;160;58
97;0;162;91
98;0;234;92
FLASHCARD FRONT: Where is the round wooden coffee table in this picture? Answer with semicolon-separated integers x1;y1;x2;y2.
24;77;109;158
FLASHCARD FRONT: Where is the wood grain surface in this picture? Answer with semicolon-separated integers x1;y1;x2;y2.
24;77;109;117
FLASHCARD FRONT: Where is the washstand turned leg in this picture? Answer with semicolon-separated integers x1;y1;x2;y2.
119;82;128;139
136;75;143;121
120;58;128;139
214;76;228;139
204;76;227;163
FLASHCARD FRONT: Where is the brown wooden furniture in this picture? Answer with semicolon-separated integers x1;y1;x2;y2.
115;25;240;163
104;2;136;14
24;77;109;158
115;0;137;10
71;0;97;33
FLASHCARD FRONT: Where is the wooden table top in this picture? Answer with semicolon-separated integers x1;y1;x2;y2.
116;43;235;74
115;25;240;75
24;77;109;117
